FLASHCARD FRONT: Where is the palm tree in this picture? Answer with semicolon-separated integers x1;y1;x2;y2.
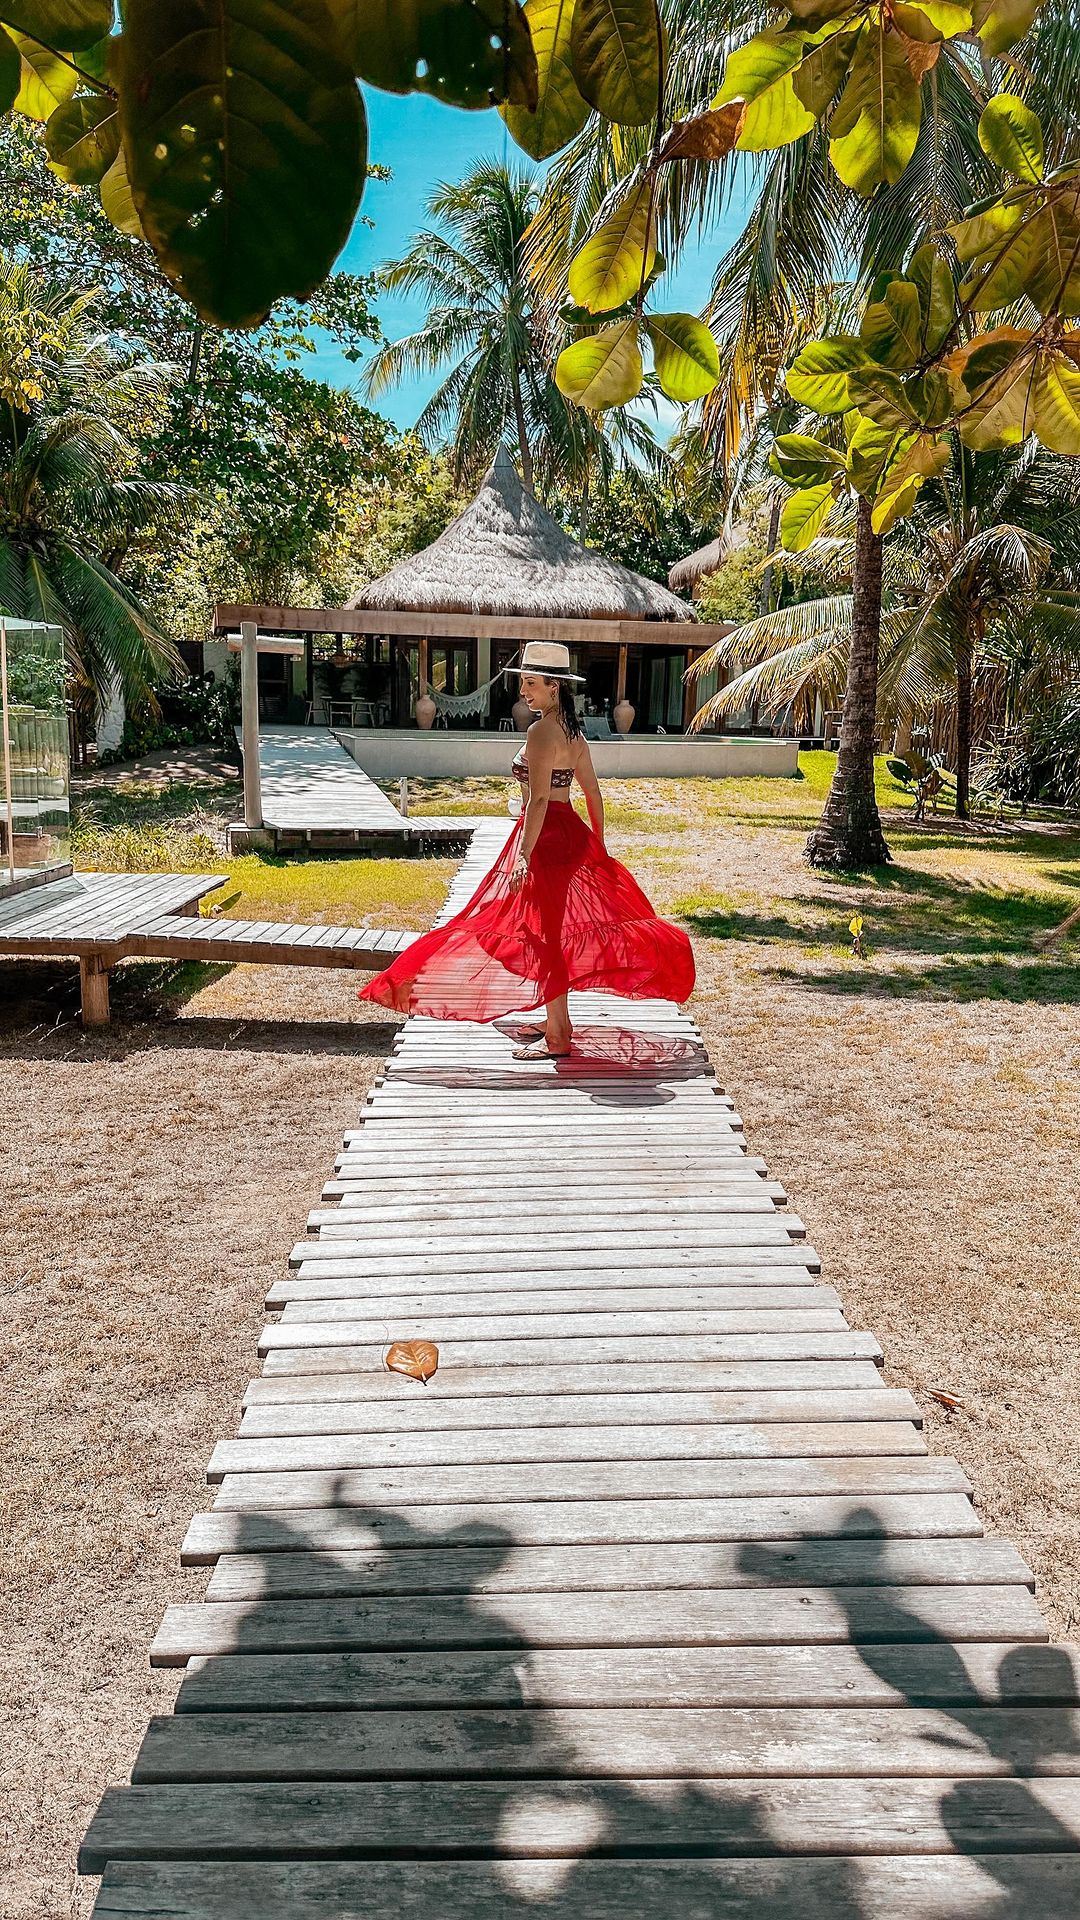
688;441;1080;823
0;258;186;714
362;162;556;493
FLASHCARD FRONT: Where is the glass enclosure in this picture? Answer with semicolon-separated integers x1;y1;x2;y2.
0;620;70;887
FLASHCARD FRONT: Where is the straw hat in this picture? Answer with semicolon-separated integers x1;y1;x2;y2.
510;641;585;682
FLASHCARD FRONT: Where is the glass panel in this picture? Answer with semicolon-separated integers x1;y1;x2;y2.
667;652;686;730
1;620;70;884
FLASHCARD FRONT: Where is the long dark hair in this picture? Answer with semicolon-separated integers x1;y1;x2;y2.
547;678;582;739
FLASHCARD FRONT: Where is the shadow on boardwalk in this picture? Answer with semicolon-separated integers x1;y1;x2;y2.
102;1494;1080;1917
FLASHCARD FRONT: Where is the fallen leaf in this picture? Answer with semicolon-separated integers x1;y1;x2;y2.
386;1339;439;1384
928;1387;965;1412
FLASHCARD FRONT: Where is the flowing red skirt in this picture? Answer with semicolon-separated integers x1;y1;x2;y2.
358;802;695;1021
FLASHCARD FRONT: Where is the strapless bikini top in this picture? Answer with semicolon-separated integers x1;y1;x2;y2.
512;746;574;789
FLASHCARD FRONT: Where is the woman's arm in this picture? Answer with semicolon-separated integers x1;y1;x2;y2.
574;740;605;846
510;723;556;888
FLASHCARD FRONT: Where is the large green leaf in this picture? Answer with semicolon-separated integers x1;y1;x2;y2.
502;0;590;158
909;244;955;354
769;431;844;487
0;1;111;51
44;87;118;182
346;1;537;109
568;182;655;314
972;0;1040;54
0;25;18;111
860;279;922;369
892;0;972;35
791;26;858;117
555;316;643;408
118;0;366;329
958;201;1045;310
715;27;815;152
10;26;77;117
978;93;1044;181
786;334;868;414
780;482;836;552
570;0;659;127
848;364;920;429
958;356;1038;450
1032;355;1080;456
1025;198;1080;318
645;312;720;402
844;415;902;496
99;142;144;237
951;196;1024;265
870;432;949;533
829;24;922;194
947;326;1033;397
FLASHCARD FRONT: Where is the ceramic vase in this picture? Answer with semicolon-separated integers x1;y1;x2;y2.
416;692;436;730
613;698;635;735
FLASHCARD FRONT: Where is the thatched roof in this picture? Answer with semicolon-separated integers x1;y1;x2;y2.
349;447;694;623
668;519;749;596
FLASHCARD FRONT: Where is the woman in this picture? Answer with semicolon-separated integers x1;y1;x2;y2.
358;641;695;1058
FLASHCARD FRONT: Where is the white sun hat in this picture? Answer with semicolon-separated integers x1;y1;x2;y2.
510;641;585;681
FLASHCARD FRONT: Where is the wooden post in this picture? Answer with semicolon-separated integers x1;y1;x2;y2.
240;618;263;827
417;635;430;705
80;954;110;1026
0;619;14;886
615;643;628;704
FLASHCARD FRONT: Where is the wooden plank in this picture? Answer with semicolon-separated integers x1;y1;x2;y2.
307;1194;783;1230
236;1387;922;1437
201;1535;1030;1603
180;1491;982;1564
89;1855;1080;1918
267;1282;834;1313
206;1419;924;1482
286;1245;822;1279
151;1583;1045;1666
130;1702;1080;1780
260;1311;846;1354
259;1331;885;1373
209;1455;971;1512
241;1357;890;1406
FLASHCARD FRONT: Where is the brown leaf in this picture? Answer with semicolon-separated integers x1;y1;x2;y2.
658;102;747;165
898;31;941;81
928;1387;965;1412
385;1339;439;1385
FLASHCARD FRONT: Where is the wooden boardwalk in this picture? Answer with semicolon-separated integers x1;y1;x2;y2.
81;819;1080;1915
0;869;416;1023
235;725;476;849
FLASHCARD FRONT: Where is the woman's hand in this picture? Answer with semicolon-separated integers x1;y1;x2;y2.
508;855;529;894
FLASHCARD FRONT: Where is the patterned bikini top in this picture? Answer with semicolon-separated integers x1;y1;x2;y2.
512;746;575;789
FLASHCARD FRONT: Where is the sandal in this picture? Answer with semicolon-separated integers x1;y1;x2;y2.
512;1038;573;1060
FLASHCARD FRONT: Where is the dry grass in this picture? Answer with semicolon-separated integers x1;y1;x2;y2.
2;755;1079;1916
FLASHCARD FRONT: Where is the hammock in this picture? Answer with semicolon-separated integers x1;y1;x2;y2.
424;670;508;718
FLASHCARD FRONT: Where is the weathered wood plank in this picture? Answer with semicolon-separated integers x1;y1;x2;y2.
208;1455;971;1512
286;1245;822;1280
178;1635;1068;1712
236;1387;921;1438
259;1331;885;1373
270;1271;824;1306
207;1419;924;1482
150;1583;1044;1666
180;1490;982;1564
268;1307;842;1345
201;1535;1029;1602
89;1855;1080;1918
241;1358;889;1406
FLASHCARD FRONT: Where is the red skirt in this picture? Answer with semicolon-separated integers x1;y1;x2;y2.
358;803;695;1022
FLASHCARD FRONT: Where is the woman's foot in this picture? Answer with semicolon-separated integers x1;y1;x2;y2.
510;1023;546;1042
512;1037;572;1060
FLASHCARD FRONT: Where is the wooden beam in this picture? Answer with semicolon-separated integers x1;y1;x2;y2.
215;603;734;649
225;635;305;657
240;620;263;828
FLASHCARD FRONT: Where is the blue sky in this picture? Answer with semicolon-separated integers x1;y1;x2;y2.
309;89;754;433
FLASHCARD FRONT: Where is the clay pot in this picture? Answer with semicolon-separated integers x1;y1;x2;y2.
613;698;635;735
415;691;436;730
512;696;533;732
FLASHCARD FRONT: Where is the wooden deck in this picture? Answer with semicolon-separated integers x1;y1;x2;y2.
80;819;1080;1915
0;869;418;1024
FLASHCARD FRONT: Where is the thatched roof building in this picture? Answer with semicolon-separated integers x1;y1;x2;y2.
350;447;694;624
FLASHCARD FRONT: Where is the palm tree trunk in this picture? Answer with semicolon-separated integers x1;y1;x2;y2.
758;492;782;618
511;373;534;495
955;629;973;821
805;495;891;870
